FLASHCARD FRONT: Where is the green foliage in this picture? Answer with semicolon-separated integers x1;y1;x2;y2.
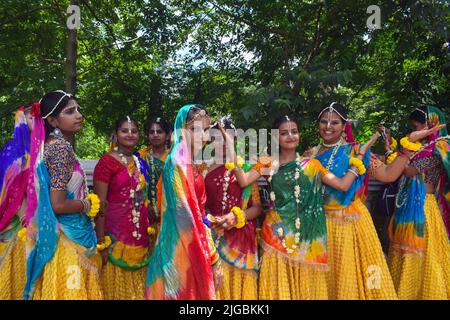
0;1;448;157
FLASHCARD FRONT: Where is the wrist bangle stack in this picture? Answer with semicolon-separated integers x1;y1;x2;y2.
347;168;359;177
81;199;91;214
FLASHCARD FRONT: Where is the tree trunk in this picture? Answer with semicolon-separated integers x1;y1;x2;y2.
66;0;79;95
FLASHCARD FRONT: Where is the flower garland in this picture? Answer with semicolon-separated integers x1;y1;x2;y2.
118;152;145;241
400;137;422;152
147;149;159;217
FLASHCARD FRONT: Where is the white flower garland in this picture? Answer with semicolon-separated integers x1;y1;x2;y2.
119;152;143;241
148;149;159;217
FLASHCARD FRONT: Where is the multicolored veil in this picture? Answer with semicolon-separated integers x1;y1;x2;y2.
389;105;450;255
145;104;215;300
23;103;59;299
0;107;30;232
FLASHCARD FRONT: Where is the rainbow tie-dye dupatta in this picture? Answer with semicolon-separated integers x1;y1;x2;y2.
23;106;58;299
146;104;215;300
0;107;30;232
389;105;450;254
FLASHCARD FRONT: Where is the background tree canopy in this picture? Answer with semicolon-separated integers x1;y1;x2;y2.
0;0;448;158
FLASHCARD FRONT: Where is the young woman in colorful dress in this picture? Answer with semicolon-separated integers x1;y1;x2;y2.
304;102;443;299
24;90;102;300
0;105;32;299
138;116;170;253
222;115;370;299
203;117;263;300
93;116;151;300
146;104;222;300
386;105;449;299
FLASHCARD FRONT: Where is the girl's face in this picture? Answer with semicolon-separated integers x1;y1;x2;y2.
278;121;300;151
116;120;139;149
185;116;210;155
318;111;345;144
48;99;83;134
410;119;427;132
148;123;168;148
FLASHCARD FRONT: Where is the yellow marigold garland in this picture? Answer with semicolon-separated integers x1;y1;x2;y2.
231;206;246;229
17;227;27;241
97;235;112;251
400;137;422;152
386;152;398;165
85;193;100;218
389;137;398;151
349;157;366;175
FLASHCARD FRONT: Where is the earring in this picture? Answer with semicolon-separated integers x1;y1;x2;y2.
53;127;63;138
341;130;347;140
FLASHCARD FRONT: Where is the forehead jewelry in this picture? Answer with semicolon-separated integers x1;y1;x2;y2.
156;117;161;123
42;90;73;119
318;102;348;124
414;107;428;121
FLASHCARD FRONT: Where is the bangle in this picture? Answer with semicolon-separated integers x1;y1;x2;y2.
349;157;366;175
81;199;90;214
400;137;422;152
230;206;246;229
385;149;394;157
347;168;359;177
97;235;112;251
85;194;100;218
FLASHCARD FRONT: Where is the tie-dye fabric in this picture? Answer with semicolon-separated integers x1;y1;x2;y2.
145;105;215;300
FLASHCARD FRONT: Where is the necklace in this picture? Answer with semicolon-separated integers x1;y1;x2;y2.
322;138;343;148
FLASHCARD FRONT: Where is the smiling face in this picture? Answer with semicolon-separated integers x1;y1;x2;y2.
47;99;83;134
318;111;345;144
116;120;139;150
148;123;168;148
278;120;300;152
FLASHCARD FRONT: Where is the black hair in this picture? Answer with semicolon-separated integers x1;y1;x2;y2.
318;102;348;124
145;116;170;135
114;116;139;132
409;105;428;124
211;117;235;131
272;115;299;130
40;91;75;137
186;104;208;122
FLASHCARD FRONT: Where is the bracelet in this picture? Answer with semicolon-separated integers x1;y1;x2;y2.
347;168;359;177
230;206;246;229
399;137;422;152
385;149;394;157
85;194;100;218
81;199;91;214
349;157;366;175
97;235;112;251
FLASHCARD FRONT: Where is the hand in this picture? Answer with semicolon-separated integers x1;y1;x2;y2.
408;124;446;143
215;212;237;231
213;262;224;290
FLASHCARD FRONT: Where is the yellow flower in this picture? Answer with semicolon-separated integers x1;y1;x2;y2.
17;227;27;241
386;152;398;165
400;137;421;152
225;162;236;171
147;226;156;235
86;193;100;218
104;236;112;248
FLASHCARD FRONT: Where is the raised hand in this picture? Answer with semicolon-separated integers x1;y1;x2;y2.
359;131;381;158
408;124;446;142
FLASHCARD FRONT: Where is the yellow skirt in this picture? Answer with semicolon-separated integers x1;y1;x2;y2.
258;248;329;300
216;260;258;300
100;262;147;300
0;236;27;300
32;234;103;300
388;194;450;300
326;199;397;300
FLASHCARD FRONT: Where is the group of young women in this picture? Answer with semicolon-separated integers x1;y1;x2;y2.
0;90;448;300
